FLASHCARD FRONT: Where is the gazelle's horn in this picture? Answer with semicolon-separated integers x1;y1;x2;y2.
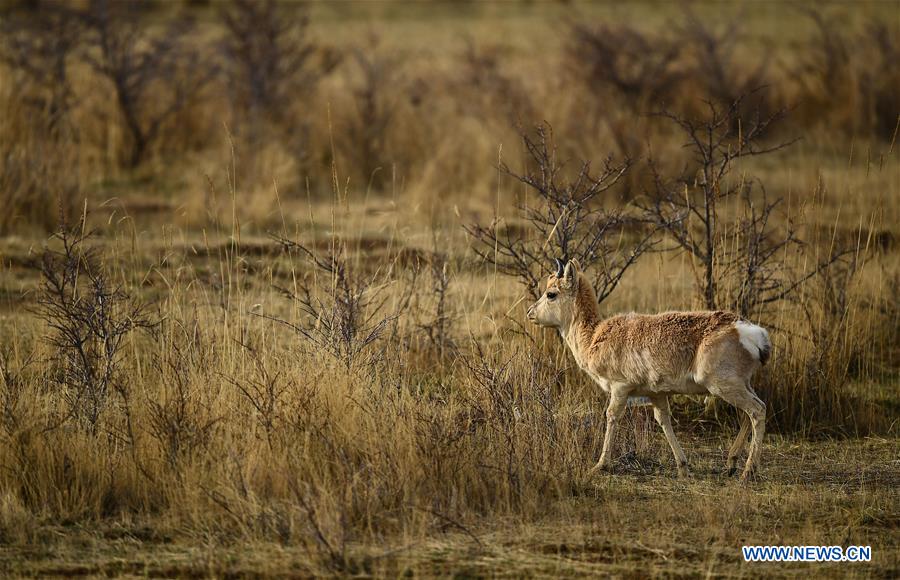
553;258;565;278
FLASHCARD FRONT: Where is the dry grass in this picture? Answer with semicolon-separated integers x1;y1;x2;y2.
0;0;898;577
0;438;896;577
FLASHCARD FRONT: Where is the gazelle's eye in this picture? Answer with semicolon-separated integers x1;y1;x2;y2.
546;292;558;300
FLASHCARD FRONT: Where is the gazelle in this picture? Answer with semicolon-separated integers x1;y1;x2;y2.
526;259;770;481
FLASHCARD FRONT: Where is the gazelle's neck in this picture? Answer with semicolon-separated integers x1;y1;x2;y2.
560;278;603;366
561;318;597;366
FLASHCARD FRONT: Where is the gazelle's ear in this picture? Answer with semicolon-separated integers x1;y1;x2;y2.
561;259;579;289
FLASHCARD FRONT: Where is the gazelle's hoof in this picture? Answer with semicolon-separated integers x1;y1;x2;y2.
677;464;692;479
739;469;758;484
588;461;611;476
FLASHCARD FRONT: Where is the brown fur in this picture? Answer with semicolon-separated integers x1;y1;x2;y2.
528;261;770;480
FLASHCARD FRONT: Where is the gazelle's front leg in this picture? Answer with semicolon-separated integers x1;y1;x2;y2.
591;388;629;473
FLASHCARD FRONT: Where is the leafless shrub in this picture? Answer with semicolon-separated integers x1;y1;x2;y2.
639;92;848;317
262;235;401;371
798;8;849;99
453;40;534;124
567;21;683;109
864;21;900;140
462;347;523;499
727;185;807;317
0;349;45;522
342;35;404;191
81;0;216;167
565;20;683;167
461;344;589;503
0;3;83;233
800;255;862;378
408;403;474;508
638;92;876;434
36;219;155;431
749;246;882;435
146;320;220;470
568;7;773;119
221;0;335;123
0;350;31;437
0;2;82;132
0;110;81;234
220;0;338;161
414;248;456;362
676;7;772;119
801;241;876;380
795;9;900;139
466;123;655;300
224;339;294;449
792;8;857;135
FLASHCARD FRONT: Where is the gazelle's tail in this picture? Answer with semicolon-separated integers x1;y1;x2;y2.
735;321;771;365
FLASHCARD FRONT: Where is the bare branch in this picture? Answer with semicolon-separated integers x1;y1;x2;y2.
468;123;652;301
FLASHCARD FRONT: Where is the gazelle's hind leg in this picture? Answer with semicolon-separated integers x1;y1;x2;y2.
649;395;690;477
709;382;766;481
725;415;750;476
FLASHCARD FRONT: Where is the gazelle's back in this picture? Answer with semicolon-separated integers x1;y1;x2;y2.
585;310;761;391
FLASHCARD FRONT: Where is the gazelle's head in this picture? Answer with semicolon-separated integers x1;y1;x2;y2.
526;258;582;329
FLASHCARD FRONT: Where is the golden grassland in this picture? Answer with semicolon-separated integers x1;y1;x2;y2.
1;439;896;577
0;0;898;577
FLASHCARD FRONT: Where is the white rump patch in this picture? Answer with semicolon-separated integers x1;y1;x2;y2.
734;321;770;361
